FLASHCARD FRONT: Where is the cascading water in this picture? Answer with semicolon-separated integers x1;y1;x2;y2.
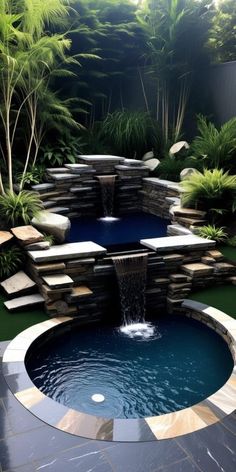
97;175;117;220
113;253;157;338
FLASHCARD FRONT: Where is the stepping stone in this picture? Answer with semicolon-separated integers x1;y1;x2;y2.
0;231;13;246
181;263;214;277
1;271;36;297
28;242;107;263
4;294;44;311
172;206;206;218
11;225;44;246
42;274;74;289
25;241;51;251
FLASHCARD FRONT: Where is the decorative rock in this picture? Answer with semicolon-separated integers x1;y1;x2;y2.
1;271;36;297
25;241;51;251
11;225;44;246
142;151;154;161
32;211;71;243
169;141;189;156
0;231;13;246
143;158;160;171
180;168;199;181
42;274;74;289
4;294;44;311
28;241;107;263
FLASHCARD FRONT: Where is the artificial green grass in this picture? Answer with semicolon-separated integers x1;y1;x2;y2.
190;284;236;319
0;294;48;342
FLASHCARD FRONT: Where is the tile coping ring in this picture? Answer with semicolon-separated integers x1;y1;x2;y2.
2;300;236;442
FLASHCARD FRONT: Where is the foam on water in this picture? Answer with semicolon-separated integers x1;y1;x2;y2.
119;322;161;340
98;216;120;222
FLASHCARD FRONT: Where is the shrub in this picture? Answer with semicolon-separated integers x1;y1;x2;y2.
196;225;228;243
191;115;236;171
180;169;236;222
0;246;24;278
156;156;201;182
0;190;43;227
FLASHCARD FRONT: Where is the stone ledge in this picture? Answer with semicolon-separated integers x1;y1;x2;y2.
140;235;215;252
27;241;107;263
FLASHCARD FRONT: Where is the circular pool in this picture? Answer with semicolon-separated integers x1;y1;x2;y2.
26;315;233;419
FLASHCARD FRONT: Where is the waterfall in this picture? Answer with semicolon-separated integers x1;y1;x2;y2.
97;175;116;218
113;253;148;326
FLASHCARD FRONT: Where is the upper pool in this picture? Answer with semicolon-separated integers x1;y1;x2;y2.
68;212;169;247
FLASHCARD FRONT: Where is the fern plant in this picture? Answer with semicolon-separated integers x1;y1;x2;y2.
191;115;236;170
196;225;228;243
181;169;236;222
0;246;24;278
0;191;43;227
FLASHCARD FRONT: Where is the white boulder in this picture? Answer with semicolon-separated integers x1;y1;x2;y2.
144;158;160;171
169;141;189;157
180;168;199;181
32;211;71;243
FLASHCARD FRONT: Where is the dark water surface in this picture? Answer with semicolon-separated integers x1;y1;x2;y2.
27;316;233;419
68;212;169;247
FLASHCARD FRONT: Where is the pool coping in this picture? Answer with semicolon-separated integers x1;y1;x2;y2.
2;301;236;442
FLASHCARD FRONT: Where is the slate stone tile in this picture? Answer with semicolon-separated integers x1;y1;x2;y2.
2;393;44;434
3;463;36;472
0;425;87;470
155;457;201;472
0;399;12;439
102;439;186;472
34;443;113;472
177;422;236;472
221;411;236;435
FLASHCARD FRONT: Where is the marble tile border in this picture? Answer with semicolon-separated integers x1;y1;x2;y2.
2;302;236;442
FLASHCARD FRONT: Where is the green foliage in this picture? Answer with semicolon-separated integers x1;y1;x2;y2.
156;156;201;182
226;236;236;247
102;110;156;158
191;115;236;171
208;0;236;62
16;165;46;188
40;136;84;167
0;246;24;279
196;225;228;243
0;191;43;226
42;233;55;245
181;169;236;222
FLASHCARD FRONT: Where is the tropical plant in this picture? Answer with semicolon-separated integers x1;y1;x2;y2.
0;246;24;278
196;225;228;243
181;169;236;222
191;115;236;171
156;156;201;182
16;165;46;188
102;110;156;158
0;190;43;226
43;233;55;245
138;0;212;144
208;0;236;63
40;136;84;167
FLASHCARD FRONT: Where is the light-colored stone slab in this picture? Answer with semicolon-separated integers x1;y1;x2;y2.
31;183;55;192
25;241;51;251
4;294;44;311
32;211;71;243
140;235;215;252
50;174;81;181
42;274;73;289
28;241;107;263
65;164;93;173
11;226;44;246
0;231;13;246
123;159;143;166
1;271;36;296
79;155;124;162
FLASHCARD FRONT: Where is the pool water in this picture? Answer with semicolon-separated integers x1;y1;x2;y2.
27;316;233;419
68;212;168;247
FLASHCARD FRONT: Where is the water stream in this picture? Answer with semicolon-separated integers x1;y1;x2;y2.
97;175;117;218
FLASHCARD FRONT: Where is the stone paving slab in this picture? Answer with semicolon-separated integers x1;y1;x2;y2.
79;155;124;162
11;226;44;246
42;274;74;289
4;294;44;311
28;241;107;263
0;271;36;296
0;231;13;246
140;235;215;252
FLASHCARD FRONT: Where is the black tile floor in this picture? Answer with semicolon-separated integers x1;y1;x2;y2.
0;341;235;472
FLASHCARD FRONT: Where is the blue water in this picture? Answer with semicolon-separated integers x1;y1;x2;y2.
68;212;168;247
27;316;233;419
